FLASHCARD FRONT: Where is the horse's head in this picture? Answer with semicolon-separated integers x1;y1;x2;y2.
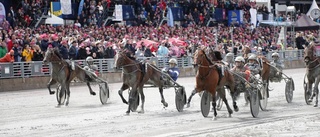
43;48;61;64
304;45;316;65
114;50;129;70
193;48;207;66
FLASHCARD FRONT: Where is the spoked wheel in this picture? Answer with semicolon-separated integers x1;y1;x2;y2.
216;88;225;111
175;87;186;112
250;89;260;118
304;74;311;105
129;90;140;112
56;84;66;105
200;91;211;117
259;84;268;111
99;82;110;105
285;78;294;103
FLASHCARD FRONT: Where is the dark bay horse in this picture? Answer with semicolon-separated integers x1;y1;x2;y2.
304;45;320;107
114;50;169;115
188;48;237;119
43;48;100;106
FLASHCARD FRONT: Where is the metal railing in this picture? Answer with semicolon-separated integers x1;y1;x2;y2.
0;50;307;79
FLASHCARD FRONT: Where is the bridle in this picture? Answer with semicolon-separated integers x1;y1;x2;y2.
116;52;142;74
305;47;320;71
194;49;216;80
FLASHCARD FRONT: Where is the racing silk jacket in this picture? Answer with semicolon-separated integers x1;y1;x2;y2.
244;63;261;75
168;67;180;81
231;66;251;81
271;60;284;71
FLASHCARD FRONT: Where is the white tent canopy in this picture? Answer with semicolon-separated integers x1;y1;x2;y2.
306;0;320;17
45;12;64;25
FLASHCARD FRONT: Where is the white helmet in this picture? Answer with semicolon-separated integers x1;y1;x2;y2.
86;56;94;64
272;52;279;57
248;54;257;61
235;56;245;63
226;53;234;57
168;58;178;65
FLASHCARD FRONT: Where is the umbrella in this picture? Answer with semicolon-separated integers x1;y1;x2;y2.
168;38;188;47
136;39;159;48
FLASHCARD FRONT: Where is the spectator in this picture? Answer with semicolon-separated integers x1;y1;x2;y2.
59;40;69;59
0;50;14;63
69;41;77;60
77;44;87;60
22;44;33;62
32;45;43;61
104;42;115;58
0;42;7;58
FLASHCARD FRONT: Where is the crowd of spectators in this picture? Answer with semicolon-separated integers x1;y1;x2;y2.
0;0;319;64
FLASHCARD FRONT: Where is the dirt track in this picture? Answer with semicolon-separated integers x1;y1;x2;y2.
1;68;320;137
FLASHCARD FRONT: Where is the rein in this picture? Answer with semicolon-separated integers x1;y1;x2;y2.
118;53;142;75
306;58;320;71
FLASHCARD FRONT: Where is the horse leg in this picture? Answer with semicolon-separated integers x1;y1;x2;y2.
244;92;250;106
218;88;233;117
47;78;57;95
119;84;130;104
159;87;168;107
58;83;66;106
138;87;145;114
212;93;218;120
65;83;71;106
186;89;197;108
313;79;320;107
126;88;138;115
308;82;314;103
86;82;96;95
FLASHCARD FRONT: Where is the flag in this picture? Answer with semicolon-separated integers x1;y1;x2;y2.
60;0;72;15
0;2;6;24
167;7;174;27
78;0;84;15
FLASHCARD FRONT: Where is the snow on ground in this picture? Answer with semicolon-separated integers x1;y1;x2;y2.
1;68;320;137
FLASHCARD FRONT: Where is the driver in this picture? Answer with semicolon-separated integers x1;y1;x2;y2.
244;54;261;76
84;56;98;78
162;58;180;81
271;52;284;76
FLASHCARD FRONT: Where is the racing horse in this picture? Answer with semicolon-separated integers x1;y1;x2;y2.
43;48;101;106
114;50;169;115
188;47;238;119
304;44;320;107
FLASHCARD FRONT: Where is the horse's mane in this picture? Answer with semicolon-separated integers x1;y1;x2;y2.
52;48;63;60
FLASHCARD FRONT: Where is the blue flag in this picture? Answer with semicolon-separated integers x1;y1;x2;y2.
78;0;84;16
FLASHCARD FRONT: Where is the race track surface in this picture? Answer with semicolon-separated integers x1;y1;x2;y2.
1;68;320;137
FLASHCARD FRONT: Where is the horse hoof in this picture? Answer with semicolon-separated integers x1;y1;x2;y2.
55;104;61;108
125;111;130;116
229;114;232;118
229;110;233;115
91;92;96;96
314;104;318;107
163;102;168;107
212;117;217;121
186;104;190;108
234;106;239;112
50;91;55;95
138;110;145;114
308;99;313;103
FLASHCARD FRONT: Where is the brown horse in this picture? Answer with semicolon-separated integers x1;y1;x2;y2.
114;50;170;115
43;48;100;106
188;48;237;119
304;45;320;107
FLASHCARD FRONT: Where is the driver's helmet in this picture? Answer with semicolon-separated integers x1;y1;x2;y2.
248;54;257;62
234;56;245;63
234;56;245;68
272;52;279;60
86;56;94;65
168;58;178;65
271;52;279;58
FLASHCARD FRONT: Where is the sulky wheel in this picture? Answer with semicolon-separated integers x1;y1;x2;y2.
250;89;260;118
304;74;311;105
259;83;268;111
285;78;294;103
175;87;186;112
99;82;110;105
56;84;66;105
200;91;211;117
129;90;140;112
